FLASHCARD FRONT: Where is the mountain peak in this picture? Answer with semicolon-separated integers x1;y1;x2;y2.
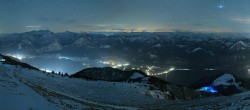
229;41;250;50
25;30;54;35
212;74;239;87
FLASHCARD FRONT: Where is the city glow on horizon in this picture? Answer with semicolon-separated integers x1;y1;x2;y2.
100;60;129;69
1;53;222;76
151;67;175;76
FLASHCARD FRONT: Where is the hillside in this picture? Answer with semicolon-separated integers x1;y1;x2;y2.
0;54;250;109
71;67;214;99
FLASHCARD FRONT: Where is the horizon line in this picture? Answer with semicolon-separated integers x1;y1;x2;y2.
1;29;250;35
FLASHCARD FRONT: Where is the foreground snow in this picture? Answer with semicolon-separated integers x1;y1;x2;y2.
0;64;250;109
0;66;61;110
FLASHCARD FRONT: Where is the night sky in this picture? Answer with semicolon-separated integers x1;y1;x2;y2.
0;0;250;33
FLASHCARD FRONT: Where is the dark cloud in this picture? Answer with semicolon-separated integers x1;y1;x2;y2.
38;17;80;24
111;28;127;31
74;25;109;30
193;23;204;27
64;19;79;24
38;17;62;22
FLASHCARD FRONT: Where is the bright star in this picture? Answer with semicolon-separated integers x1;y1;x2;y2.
218;5;224;9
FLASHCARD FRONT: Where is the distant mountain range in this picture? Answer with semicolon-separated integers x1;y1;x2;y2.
1;30;250;71
1;30;250;90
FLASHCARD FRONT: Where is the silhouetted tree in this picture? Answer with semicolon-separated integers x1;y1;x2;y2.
64;73;69;77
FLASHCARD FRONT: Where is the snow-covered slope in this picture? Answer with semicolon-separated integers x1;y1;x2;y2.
0;55;250;109
130;72;145;79
0;61;170;109
212;73;245;95
0;66;61;110
212;74;241;88
8;65;250;109
170;91;250;110
71;67;215;100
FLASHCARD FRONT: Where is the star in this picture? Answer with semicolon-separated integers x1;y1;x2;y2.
218;5;224;9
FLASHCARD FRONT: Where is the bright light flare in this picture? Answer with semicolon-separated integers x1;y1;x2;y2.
7;54;26;60
100;60;129;68
40;68;52;73
151;67;175;76
0;58;5;62
198;86;218;93
248;69;250;77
